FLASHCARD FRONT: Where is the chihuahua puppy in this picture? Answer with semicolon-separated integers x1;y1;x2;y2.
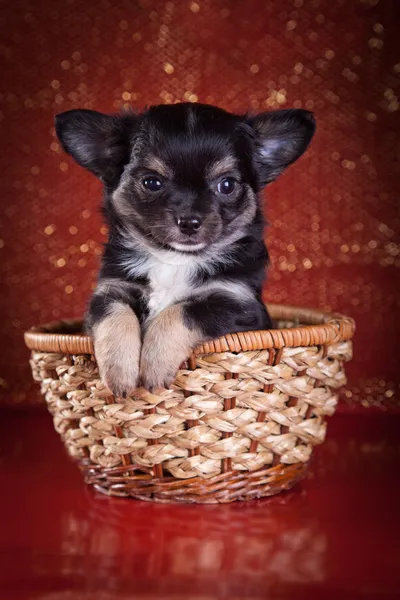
55;103;315;395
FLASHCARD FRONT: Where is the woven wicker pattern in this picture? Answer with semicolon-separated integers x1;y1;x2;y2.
26;304;354;503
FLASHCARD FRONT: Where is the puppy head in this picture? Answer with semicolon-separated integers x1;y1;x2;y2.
56;103;315;253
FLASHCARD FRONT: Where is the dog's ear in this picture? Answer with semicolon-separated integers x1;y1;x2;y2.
246;109;316;186
55;109;136;183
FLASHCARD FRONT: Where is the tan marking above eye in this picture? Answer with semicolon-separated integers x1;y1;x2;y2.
141;155;172;178
207;155;238;180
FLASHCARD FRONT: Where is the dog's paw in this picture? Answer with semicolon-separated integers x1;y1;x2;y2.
100;359;140;398
140;305;201;392
139;356;176;393
93;303;141;398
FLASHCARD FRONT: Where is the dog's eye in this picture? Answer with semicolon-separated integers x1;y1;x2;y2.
217;177;236;195
143;176;162;192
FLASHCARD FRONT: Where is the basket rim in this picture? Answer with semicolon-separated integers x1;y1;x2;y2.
24;303;355;355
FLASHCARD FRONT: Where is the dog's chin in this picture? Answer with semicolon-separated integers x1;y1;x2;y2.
169;241;208;253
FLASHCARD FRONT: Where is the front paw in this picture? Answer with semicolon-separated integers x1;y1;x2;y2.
140;352;176;392
93;303;141;398
140;305;201;392
100;359;140;398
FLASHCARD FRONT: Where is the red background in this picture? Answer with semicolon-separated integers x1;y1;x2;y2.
0;0;398;409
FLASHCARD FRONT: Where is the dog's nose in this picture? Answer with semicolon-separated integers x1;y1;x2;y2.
177;216;202;235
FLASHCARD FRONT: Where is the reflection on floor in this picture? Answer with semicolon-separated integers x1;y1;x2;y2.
0;410;398;599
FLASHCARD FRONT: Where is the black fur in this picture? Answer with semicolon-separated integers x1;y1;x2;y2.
184;291;269;339
87;282;148;330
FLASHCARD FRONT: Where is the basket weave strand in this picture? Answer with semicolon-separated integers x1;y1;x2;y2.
25;304;355;503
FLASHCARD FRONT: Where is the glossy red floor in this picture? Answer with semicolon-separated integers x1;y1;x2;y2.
1;409;399;599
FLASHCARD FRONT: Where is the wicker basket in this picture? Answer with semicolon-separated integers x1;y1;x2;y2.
24;304;355;504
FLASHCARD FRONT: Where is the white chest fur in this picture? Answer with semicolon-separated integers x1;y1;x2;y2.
120;242;253;322
120;246;203;320
147;259;196;319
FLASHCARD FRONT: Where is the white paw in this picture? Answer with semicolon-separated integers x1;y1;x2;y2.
140;305;200;392
93;303;141;398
